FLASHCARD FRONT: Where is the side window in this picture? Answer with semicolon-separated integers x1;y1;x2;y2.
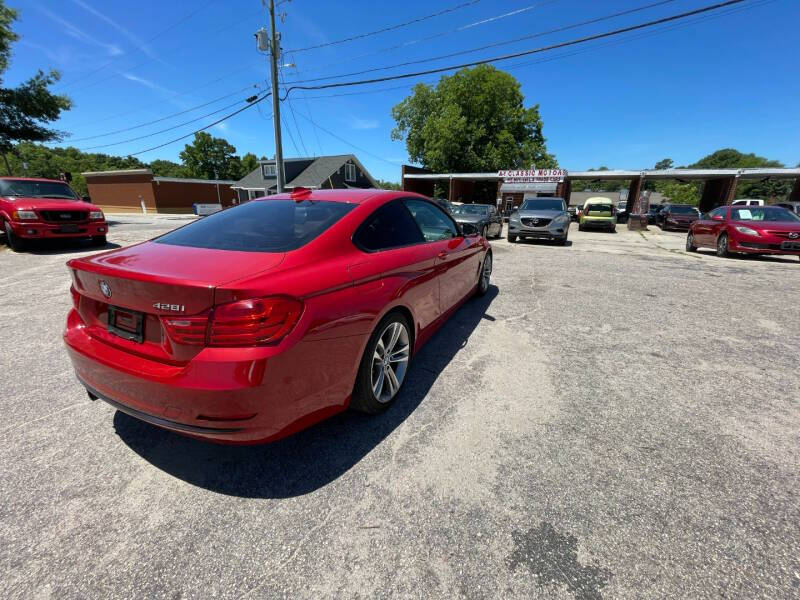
404;199;459;242
353;200;425;252
488;205;497;216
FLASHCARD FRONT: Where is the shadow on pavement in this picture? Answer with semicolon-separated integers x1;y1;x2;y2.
25;240;121;255
114;285;499;498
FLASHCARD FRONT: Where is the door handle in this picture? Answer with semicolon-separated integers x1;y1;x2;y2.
437;251;449;259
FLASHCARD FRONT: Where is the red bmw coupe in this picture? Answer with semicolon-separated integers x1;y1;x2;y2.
64;189;492;444
687;204;800;259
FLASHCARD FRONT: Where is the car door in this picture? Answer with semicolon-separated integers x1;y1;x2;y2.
404;199;482;314
351;199;442;330
707;206;729;244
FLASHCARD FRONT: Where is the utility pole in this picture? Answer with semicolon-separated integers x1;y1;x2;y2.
267;0;285;193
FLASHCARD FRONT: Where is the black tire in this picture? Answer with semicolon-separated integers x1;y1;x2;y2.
611;226;616;233
686;232;697;252
507;233;517;243
495;223;503;239
716;233;730;258
480;225;488;239
91;235;107;247
578;223;584;232
558;234;568;246
3;221;26;252
351;312;412;414
475;250;492;296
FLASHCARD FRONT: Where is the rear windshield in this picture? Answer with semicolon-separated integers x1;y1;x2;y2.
520;198;565;211
452;204;489;215
0;179;78;200
586;204;612;213
669;205;697;214
155;199;354;252
731;206;800;223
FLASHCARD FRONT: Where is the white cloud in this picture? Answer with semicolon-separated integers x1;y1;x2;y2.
71;0;162;61
121;73;175;95
348;116;379;130
37;5;122;56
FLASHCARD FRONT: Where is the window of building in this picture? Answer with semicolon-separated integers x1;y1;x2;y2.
344;163;356;182
262;164;277;178
353;200;425;251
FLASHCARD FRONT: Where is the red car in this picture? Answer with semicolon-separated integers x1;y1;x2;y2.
1;177;107;251
687;204;800;259
64;189;492;444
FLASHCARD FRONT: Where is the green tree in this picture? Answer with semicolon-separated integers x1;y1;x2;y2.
690;148;791;201
376;179;401;190
179;132;243;180
571;166;625;193
0;0;17;74
149;159;185;178
654;158;674;170
391;65;555;174
660;182;699;206
240;152;259;175
0;1;72;173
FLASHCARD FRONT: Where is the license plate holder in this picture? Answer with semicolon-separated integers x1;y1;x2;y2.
60;224;80;233
107;305;144;343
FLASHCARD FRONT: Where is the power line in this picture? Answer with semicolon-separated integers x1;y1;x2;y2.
292;0;677;82
67;85;258;142
78;97;256;151
122;0;750;159
280;0;751;99
68;60;263;128
292;0;563;77
279;68;309;157
285;0;484;53
57;0;222;91
128;93;270;157
291;110;399;166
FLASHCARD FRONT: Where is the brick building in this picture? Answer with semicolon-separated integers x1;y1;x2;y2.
83;169;238;214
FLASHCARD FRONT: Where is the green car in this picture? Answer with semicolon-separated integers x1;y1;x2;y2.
579;197;617;232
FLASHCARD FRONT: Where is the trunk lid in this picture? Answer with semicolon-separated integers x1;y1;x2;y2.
68;241;285;364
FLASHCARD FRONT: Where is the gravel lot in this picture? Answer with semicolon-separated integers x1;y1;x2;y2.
1;217;798;598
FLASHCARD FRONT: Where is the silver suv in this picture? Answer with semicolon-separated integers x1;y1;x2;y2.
507;197;570;245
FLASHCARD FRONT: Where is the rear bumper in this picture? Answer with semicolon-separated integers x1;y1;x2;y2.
581;219;616;229
64;309;361;444
7;220;107;239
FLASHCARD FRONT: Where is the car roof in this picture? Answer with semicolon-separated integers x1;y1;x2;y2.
584;197;613;203
0;176;66;183
259;188;419;205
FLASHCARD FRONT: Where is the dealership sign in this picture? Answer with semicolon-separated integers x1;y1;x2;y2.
497;168;567;184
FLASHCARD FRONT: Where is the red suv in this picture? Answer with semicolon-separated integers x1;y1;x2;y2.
687;204;800;259
1;177;107;251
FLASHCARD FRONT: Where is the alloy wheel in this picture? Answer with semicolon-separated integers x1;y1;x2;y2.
480;252;492;292
371;321;410;403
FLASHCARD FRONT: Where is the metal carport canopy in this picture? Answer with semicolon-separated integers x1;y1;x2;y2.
402;168;800;180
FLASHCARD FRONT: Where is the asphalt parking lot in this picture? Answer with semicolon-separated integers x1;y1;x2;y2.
1;218;798;598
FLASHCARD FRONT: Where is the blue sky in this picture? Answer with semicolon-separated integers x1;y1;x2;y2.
6;0;799;182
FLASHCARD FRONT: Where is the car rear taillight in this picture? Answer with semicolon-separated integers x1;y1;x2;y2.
163;316;210;346
160;297;303;347
70;285;81;309
209;296;303;347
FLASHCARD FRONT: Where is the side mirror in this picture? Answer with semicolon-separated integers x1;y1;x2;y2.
82;195;92;203
711;214;724;221
460;222;479;236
